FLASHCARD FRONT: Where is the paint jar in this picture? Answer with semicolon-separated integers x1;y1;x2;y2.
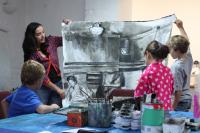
141;103;164;133
163;118;185;133
88;100;112;128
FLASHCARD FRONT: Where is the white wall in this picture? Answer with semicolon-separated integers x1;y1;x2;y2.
25;0;85;35
85;0;134;21
0;0;26;90
85;0;119;21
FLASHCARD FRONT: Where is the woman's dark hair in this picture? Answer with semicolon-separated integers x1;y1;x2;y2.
22;22;49;62
144;40;169;60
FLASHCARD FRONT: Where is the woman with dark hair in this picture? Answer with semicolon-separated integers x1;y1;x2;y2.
134;40;174;110
22;19;70;107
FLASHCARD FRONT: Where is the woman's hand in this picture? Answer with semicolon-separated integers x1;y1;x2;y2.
57;88;65;99
62;18;71;25
47;81;65;99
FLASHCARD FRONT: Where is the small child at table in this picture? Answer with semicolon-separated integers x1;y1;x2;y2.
1;60;60;118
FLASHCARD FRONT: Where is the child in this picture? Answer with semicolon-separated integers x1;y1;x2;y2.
169;19;193;111
1;60;60;118
134;40;174;110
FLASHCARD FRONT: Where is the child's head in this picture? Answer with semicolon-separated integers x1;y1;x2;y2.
168;35;189;59
144;40;169;65
21;60;45;88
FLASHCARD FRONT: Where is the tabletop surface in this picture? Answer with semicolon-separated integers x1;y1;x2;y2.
0;113;137;133
0;111;199;133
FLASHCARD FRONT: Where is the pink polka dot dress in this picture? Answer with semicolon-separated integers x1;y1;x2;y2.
134;61;174;110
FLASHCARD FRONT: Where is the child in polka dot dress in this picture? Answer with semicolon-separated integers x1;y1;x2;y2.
134;40;174;110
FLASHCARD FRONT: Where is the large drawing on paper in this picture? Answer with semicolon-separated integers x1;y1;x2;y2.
61;15;176;104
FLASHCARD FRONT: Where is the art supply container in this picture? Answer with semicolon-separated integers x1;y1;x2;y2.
88;100;112;128
194;92;200;120
67;109;88;127
141;103;164;133
163;118;185;133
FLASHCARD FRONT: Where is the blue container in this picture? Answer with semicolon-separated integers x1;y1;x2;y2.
88;101;112;128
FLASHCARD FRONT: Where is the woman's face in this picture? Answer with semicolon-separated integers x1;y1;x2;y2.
35;26;45;45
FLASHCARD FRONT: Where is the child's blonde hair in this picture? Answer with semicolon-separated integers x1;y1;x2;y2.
21;60;45;85
168;35;189;54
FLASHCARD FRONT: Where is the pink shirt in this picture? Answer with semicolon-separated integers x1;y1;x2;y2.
30;35;62;86
134;61;174;110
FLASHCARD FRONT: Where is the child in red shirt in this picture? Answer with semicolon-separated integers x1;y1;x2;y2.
134;40;174;110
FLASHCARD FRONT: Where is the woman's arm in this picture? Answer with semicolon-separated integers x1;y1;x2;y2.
49;18;72;47
46;81;65;99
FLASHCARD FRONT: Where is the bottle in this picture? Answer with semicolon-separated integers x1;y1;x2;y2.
151;93;156;103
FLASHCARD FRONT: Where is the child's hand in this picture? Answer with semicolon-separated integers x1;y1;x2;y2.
175;19;183;29
51;104;60;110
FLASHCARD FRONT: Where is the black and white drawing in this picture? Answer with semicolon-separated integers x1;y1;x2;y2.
61;15;176;105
